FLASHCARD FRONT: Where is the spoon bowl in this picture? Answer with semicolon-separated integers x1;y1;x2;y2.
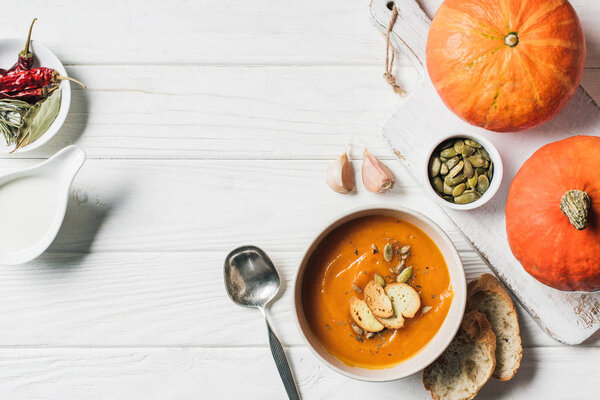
224;245;300;400
224;245;280;309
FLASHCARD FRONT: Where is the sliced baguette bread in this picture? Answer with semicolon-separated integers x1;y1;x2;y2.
423;311;496;400
364;280;394;318
375;282;421;329
349;296;384;332
467;273;522;381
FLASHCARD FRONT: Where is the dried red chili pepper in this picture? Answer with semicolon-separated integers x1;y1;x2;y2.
0;19;37;76
0;85;58;103
0;67;86;93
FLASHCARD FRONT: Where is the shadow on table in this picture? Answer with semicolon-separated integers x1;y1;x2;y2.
269;251;290;305
475;348;538;399
61;68;90;146
39;184;129;268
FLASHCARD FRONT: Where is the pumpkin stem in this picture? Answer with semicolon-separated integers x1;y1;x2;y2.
560;190;591;230
505;33;519;47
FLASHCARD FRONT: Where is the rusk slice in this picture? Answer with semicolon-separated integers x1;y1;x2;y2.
423;311;496;400
467;274;522;381
364;280;394;318
349;296;384;333
375;283;421;329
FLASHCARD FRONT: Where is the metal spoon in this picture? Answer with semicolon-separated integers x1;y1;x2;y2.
224;245;301;400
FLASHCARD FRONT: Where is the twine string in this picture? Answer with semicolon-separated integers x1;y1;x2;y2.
384;4;405;96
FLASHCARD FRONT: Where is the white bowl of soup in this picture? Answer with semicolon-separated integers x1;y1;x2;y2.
293;205;466;381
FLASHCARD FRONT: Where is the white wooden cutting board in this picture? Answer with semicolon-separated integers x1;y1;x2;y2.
369;0;600;344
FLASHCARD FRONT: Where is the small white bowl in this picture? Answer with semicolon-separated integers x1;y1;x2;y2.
423;133;503;211
293;205;467;382
0;38;71;153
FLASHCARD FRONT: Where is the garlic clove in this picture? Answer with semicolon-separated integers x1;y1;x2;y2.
362;149;395;193
326;152;355;194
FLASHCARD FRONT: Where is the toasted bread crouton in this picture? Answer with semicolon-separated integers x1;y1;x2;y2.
375;282;421;329
349;296;384;333
423;311;496;400
467;274;522;381
364;280;394;318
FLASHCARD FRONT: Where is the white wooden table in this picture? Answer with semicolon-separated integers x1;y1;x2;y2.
0;1;599;398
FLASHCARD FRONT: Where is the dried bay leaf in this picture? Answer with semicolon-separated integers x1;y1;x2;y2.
14;89;61;151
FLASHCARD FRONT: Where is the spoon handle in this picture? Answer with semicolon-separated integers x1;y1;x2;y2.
265;318;301;400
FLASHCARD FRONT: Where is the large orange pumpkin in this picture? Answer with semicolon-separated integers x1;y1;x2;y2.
426;0;586;132
506;136;600;291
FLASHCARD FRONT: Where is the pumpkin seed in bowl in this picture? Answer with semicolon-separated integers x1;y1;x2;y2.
428;137;494;205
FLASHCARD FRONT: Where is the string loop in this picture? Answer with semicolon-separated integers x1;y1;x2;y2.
384;4;405;96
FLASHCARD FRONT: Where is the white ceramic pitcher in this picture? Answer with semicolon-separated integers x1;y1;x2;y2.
0;145;86;264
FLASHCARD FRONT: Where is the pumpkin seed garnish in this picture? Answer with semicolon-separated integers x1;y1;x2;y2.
399;245;411;255
440;163;449;175
421;306;433;314
366;332;375;339
463;159;474;178
453;139;465;154
432;176;443;193
445;173;466;186
476;175;490;194
397;267;413;283
468;156;486;168
461;145;476;157
374;273;386;287
440;147;458;158
452;183;466;197
464;139;482;148
352;283;362;294
454;190;481;204
443;182;454;195
429;157;441;177
467;172;478;189
392;260;405;274
383;243;394;262
351;323;364;335
371;244;379;254
478;148;490;160
446;156;460;170
448;160;464;178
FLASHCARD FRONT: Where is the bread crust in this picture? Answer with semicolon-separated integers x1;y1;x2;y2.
423;311;496;400
349;296;385;332
364;281;394;318
467;274;522;381
373;282;421;329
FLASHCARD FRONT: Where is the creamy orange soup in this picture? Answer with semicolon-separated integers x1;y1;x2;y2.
302;215;453;369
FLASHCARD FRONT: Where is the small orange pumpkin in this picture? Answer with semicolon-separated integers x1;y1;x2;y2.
506;136;600;291
426;0;586;132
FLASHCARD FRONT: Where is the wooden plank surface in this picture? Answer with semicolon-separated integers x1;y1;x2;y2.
1;65;597;160
0;347;598;399
0;0;599;398
0;0;598;67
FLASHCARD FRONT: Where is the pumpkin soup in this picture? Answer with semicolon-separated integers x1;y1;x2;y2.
302;215;453;369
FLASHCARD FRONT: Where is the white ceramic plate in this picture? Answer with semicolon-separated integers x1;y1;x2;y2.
0;38;71;153
293;205;467;382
